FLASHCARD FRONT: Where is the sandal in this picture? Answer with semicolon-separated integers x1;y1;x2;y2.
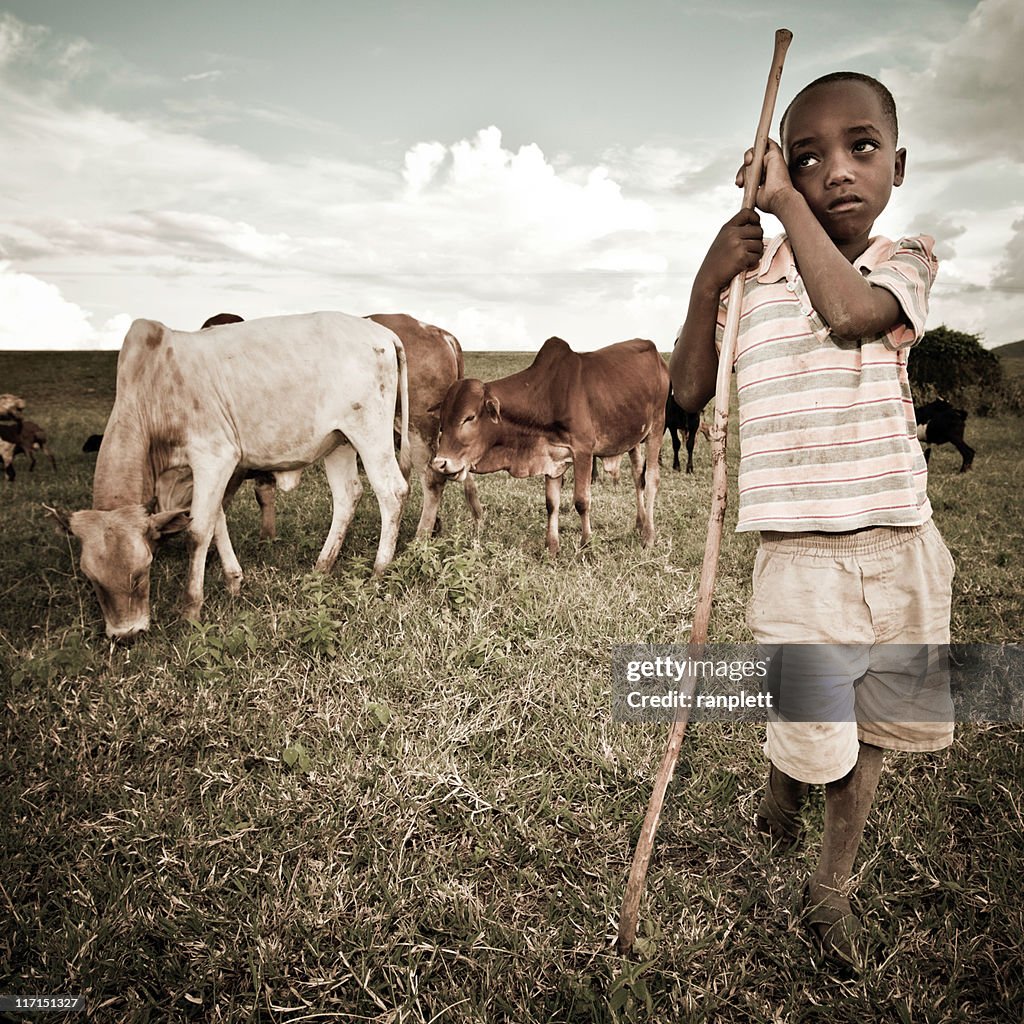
801;880;863;970
755;767;806;850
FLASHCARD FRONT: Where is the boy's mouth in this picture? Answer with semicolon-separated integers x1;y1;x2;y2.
828;193;863;213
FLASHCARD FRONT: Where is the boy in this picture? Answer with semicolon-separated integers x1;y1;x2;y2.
669;72;955;967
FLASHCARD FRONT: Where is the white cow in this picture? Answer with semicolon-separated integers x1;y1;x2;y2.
51;311;410;640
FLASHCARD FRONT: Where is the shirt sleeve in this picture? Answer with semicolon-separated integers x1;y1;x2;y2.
866;235;939;351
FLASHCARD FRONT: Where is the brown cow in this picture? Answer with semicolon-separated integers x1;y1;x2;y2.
431;336;668;555
366;313;483;537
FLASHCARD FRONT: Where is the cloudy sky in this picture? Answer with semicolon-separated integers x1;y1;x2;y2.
1;0;1021;351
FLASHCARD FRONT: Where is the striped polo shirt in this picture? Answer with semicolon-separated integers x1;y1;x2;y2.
715;233;938;532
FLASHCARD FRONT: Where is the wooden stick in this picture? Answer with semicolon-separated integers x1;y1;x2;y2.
616;28;793;957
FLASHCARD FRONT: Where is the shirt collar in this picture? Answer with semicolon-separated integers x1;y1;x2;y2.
756;233;896;284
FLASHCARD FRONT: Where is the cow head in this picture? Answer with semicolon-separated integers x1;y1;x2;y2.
47;504;191;641
430;379;501;481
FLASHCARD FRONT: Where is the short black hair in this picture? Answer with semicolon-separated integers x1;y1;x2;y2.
780;72;899;148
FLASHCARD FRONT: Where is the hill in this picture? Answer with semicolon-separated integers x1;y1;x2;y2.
992;339;1024;359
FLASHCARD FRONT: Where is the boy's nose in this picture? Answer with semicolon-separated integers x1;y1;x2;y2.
824;156;855;187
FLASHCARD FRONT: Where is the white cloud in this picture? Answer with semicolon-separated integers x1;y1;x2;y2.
182;69;224;83
0;262;126;350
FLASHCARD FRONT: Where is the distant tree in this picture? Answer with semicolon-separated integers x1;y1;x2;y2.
908;325;1004;414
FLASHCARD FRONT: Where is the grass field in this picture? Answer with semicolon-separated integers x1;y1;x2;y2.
0;349;1022;1023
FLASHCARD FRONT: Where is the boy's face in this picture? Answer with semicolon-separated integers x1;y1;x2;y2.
782;80;906;260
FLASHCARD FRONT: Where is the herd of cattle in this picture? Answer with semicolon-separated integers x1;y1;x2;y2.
2;311;975;642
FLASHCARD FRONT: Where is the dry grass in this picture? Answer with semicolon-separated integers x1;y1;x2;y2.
0;350;1021;1022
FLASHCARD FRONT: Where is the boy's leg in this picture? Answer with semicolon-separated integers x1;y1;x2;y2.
756;765;808;849
804;741;885;965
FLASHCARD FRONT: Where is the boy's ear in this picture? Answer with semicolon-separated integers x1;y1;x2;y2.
893;147;907;187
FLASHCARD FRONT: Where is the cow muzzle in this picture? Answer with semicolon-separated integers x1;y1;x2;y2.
106;618;150;644
431;455;469;482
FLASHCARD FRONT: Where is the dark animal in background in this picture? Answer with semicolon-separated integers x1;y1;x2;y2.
664;388;709;474
82;434;103;453
0;419;57;480
201;312;245;329
915;399;975;473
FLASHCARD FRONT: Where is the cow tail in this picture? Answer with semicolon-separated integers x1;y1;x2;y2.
395;336;412;480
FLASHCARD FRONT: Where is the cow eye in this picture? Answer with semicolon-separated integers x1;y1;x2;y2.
462;414;476;425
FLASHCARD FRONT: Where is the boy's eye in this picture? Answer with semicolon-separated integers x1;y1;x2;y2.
853;139;880;154
791;152;819;171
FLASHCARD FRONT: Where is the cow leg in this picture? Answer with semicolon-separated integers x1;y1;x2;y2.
462;475;484;533
253;474;278;540
670;426;681;471
409;432;446;540
627;447;646;533
685;423;696;475
572;453;594;548
315;444;363;573
347;434;410;575
923;448;932;463
182;460;238;622
213;510;244;596
641;434;661;546
953;439;975;472
416;465;448;539
545;473;562;556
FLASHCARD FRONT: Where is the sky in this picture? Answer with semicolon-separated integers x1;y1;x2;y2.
1;0;1021;352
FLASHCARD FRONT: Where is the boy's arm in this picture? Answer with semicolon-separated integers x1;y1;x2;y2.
670;210;763;412
749;143;903;340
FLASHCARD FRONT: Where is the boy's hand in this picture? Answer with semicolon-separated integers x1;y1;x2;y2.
736;139;800;216
697;209;764;294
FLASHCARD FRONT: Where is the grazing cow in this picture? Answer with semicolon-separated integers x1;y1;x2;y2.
664;388;709;474
0;419;57;479
431;336;668;555
915;399;975;473
366;313;483;537
49;312;410;640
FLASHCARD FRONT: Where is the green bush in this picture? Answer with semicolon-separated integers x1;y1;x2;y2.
909;325;1010;414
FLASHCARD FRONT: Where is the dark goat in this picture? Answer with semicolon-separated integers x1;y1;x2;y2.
915;399;975;473
665;388;709;474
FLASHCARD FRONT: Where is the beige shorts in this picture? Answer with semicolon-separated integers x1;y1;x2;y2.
746;520;956;784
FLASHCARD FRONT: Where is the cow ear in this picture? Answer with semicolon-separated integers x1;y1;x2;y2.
484;396;501;422
148;508;191;541
43;503;73;535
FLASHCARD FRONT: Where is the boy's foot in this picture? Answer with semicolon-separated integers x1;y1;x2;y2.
755;766;806;850
801;879;863;969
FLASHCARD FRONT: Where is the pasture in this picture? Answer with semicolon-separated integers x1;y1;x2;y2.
0;349;1021;1023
